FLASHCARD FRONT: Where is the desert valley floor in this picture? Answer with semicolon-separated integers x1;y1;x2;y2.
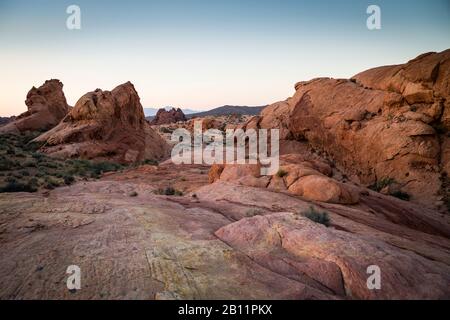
1;160;450;299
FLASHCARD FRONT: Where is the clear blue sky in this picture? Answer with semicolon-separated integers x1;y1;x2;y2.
0;0;449;116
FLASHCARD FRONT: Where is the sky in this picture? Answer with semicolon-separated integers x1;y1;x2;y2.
0;0;449;116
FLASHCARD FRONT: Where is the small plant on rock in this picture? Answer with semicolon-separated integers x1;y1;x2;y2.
245;208;263;217
301;206;331;227
276;169;288;178
369;177;395;192
391;191;410;201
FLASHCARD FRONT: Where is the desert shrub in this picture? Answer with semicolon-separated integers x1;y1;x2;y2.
12;172;23;179
5;177;17;183
143;159;158;166
31;152;45;160
67;159;123;177
20;170;30;176
24;160;37;168
89;172;101;179
91;161;123;173
276;169;288;178
0;158;15;171
369;177;395;192
22;141;42;152
44;176;61;189
159;127;173;134
0;181;37;193
302;207;331;227
154;187;183;196
245;208;262;217
63;175;75;185
391;191;410;201
41;161;57;168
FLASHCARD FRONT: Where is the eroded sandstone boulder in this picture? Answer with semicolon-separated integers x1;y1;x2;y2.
0;80;70;134
209;154;359;205
151;107;186;125
34;82;170;164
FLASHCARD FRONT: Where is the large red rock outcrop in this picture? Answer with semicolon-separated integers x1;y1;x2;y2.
0;80;70;134
150;107;186;125
210;154;359;205
215;212;450;299
243;50;450;211
34;82;170;164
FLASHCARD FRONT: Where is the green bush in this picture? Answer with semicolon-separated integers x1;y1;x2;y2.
6;148;16;155
40;161;57;168
245;208;262;217
391;191;410;201
154;187;183;196
302;207;331;227
44;176;61;189
0;181;37;193
20;170;30;176
31;152;45;160
0;158;15;171
24;160;37;168
143;159;158;166
91;161;123;173
159;127;173;134
369;177;395;192
276;169;288;178
63;175;75;185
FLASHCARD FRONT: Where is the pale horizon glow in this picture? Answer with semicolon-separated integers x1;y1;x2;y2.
1;0;449;116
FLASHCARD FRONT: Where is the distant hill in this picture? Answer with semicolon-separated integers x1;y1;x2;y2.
0;116;15;126
186;105;267;119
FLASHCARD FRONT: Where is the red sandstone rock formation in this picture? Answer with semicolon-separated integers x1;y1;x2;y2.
211;154;359;205
0;80;70;134
150;107;186;125
34;82;170;164
231;50;450;211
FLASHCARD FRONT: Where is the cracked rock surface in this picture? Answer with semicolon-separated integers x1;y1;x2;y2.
0;162;449;299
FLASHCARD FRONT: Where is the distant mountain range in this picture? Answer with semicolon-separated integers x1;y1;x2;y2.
186;105;267;118
145;105;267;121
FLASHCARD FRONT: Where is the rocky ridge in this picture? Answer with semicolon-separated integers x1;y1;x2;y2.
34;82;170;164
0;80;70;134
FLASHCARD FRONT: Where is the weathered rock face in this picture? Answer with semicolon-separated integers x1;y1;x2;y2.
246;50;450;211
0;80;70;134
1;156;449;299
210;154;359;205
151;107;186;125
34;82;170;164
215;212;450;299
